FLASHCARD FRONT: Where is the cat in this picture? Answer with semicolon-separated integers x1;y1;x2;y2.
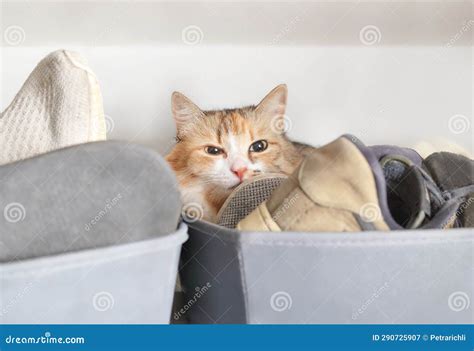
166;84;312;222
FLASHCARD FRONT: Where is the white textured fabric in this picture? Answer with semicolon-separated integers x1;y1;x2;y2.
0;50;106;165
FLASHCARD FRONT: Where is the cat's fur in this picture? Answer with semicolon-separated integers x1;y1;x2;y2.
166;84;310;222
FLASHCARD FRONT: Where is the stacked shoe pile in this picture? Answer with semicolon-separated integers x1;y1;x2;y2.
217;135;473;232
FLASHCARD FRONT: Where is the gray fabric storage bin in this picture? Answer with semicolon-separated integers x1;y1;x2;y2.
1;223;187;324
180;220;473;324
0;141;187;324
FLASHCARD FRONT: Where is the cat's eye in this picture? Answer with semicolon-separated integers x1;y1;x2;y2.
205;146;224;155
249;140;268;153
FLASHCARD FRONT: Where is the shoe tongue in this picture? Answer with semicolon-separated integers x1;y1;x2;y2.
216;173;287;228
422;152;474;228
381;156;431;229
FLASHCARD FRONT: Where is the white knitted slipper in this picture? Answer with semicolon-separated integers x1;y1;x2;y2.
0;50;106;165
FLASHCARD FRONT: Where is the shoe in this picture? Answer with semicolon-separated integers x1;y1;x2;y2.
216;173;287;228
423;152;473;227
237;135;474;232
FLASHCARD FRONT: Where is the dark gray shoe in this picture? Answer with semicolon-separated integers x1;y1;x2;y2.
423;152;474;228
357;138;474;229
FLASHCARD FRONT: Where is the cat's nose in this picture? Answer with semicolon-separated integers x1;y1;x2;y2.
232;167;248;181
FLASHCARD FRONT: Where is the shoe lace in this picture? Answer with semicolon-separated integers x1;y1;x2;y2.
418;166;474;227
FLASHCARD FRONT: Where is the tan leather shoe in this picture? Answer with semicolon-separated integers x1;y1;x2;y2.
238;136;390;232
238;135;474;232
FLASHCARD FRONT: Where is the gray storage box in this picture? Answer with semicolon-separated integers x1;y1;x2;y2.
180;220;473;324
1;223;187;324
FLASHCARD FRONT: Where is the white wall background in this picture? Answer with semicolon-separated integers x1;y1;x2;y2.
1;1;472;155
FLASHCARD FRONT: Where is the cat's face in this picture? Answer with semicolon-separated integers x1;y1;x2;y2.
167;85;300;191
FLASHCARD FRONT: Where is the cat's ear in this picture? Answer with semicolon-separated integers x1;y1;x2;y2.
255;84;287;120
171;92;205;136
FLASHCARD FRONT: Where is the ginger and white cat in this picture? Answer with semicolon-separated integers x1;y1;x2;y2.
166;84;309;222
